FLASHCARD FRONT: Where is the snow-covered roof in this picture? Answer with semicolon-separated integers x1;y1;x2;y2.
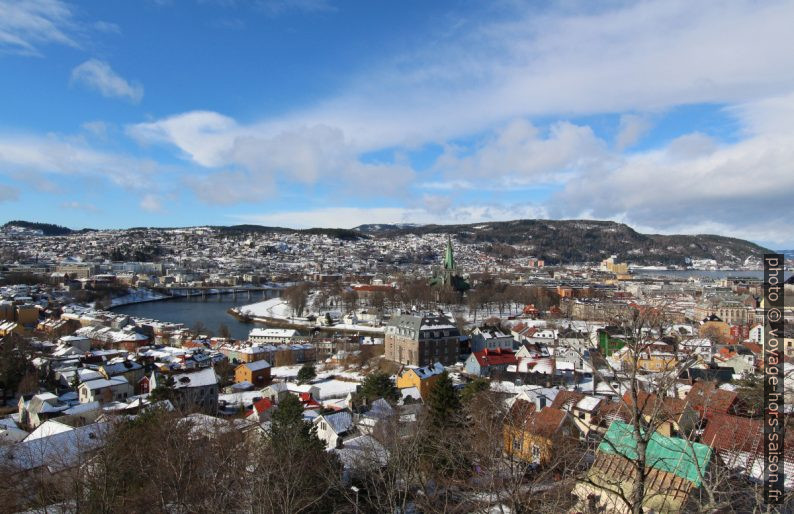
249;328;298;338
81;377;129;391
240;359;271;371
575;396;601;412
172;367;218;389
409;362;444;380
317;410;353;435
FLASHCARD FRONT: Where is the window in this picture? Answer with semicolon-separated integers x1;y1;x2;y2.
531;444;541;462
512;436;522;451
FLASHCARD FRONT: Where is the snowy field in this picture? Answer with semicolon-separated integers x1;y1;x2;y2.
110;288;169;307
238;297;385;333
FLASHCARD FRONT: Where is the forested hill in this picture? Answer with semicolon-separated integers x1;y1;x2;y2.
2;220;75;236
355;219;771;266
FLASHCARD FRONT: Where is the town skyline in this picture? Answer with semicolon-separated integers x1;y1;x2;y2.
1;1;793;247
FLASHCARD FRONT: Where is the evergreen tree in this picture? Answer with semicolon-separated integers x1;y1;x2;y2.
358;371;399;404
425;371;462;429
268;394;324;453
0;334;29;399
460;377;489;403
296;362;316;384
419;371;470;479
149;374;176;402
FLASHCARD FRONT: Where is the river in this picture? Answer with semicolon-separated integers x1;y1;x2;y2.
631;269;792;280
112;291;280;340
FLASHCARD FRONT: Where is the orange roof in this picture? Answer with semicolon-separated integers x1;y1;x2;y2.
685;381;737;415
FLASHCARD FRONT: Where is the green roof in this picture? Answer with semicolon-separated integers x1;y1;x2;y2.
598;421;712;487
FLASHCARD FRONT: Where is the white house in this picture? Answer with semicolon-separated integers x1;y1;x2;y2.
78;377;133;404
314;410;354;449
249;328;300;344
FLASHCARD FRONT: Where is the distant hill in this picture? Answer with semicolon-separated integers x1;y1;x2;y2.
2;220;74;236
354;219;771;266
217;225;365;241
3;218;770;266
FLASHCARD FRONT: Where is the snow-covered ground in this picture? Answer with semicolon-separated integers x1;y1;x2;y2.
110;288;170;307
237;297;385;333
314;379;359;400
270;364;366;382
219;390;263;408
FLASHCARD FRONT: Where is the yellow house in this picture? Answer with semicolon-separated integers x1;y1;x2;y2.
503;402;575;466
396;362;444;400
615;344;678;373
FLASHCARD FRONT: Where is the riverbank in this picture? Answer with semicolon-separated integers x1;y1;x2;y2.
228;302;385;336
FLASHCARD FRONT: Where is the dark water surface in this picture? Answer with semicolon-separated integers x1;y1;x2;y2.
112;291;279;340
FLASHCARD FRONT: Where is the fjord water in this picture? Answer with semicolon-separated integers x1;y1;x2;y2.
112;291;280;340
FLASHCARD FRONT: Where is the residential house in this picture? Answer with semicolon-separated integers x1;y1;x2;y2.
248;328;300;344
503;402;578;466
78;377;133;404
572;420;712;513
260;382;290;404
701;413;794;489
314;410;354;449
97;360;145;388
551;390;602;439
155;367;219;414
464;348;518;377
471;326;515;352
18;393;69;429
622;391;699;438
355;398;395;435
246;398;274;423
396;362;445;401
234;360;271;387
683;381;738;417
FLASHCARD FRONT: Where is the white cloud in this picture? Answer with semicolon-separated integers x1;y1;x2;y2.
130;115;416;202
0;184;19;202
122;0;794;244
615;114;652;150
553;127;794;247
140;194;164;212
93;20;120;34
71;59;144;103
0;134;158;189
0;0;78;55
81;120;109;139
60;201;99;212
434;119;605;185
232;203;549;229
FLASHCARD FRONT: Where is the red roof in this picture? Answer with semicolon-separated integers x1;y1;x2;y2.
299;392;320;409
622;391;689;420
702;413;763;454
509;406;568;439
703;413;794;466
246;397;273;417
472;348;518;367
685;381;737;415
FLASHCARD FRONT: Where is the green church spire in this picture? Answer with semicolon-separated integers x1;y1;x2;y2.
444;235;455;271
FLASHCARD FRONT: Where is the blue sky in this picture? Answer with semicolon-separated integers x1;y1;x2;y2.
1;0;793;248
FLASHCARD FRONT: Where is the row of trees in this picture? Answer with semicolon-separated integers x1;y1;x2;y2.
284;276;561;323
